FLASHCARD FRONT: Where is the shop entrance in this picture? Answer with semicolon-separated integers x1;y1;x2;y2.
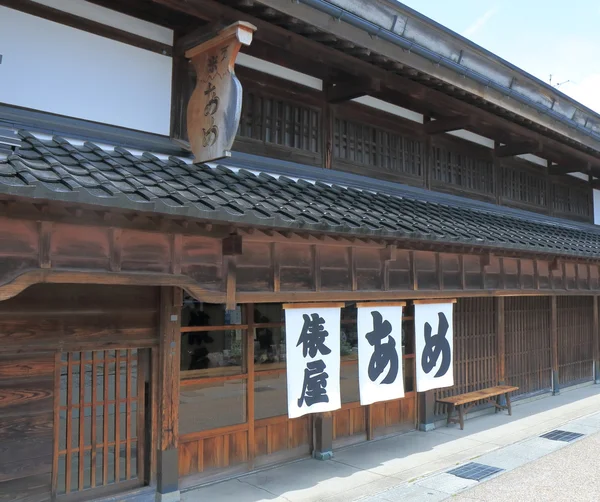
54;349;148;500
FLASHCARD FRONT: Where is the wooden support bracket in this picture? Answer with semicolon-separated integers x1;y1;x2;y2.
495;140;543;158
325;77;381;103
424;115;472;135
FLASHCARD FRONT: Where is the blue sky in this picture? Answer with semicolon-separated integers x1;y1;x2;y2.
399;0;600;113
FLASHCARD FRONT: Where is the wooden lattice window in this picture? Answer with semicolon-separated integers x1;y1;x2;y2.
55;350;145;498
552;182;591;219
333;117;423;177
501;163;547;208
238;90;321;153
431;144;494;195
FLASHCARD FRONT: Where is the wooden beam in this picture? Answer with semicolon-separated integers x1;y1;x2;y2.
550;163;590;176
325;78;381;103
157;287;183;496
594;296;600;383
495;141;542;158
424;115;471;135
550;296;559;395
497;297;505;384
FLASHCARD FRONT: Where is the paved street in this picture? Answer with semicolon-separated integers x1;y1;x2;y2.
182;384;600;502
453;430;600;502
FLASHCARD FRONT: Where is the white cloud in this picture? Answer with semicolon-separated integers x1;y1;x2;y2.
462;7;498;39
560;74;600;114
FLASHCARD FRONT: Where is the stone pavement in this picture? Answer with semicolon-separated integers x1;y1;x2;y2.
452;427;600;502
182;384;600;502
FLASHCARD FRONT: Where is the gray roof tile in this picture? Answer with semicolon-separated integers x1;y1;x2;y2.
3;130;600;259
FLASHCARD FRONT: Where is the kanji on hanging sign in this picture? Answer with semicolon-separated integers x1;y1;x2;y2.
357;303;405;405
415;300;455;392
284;305;341;419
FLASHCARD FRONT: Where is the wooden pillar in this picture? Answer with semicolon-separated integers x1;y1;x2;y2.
417;391;436;431
594;296;600;384
497;297;506;384
551;296;560;395
156;287;183;499
246;304;256;466
312;412;334;460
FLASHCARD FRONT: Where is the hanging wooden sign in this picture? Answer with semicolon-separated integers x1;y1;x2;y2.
185;21;257;163
283;303;342;419
414;299;456;392
357;302;405;405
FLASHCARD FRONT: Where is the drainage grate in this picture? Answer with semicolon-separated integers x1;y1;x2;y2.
540;430;584;442
448;462;504;481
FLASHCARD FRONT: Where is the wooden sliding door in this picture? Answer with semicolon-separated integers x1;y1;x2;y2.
53;349;147;500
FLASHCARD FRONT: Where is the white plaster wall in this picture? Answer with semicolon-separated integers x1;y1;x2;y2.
594;189;600;225
0;7;172;135
31;0;173;44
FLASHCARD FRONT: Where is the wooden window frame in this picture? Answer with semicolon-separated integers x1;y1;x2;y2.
331;101;426;186
430;134;496;202
499;157;549;214
233;67;325;167
551;176;593;222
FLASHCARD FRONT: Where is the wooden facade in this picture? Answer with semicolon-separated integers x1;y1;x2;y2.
3;1;600;501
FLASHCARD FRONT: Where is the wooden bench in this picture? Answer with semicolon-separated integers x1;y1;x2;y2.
436;385;519;430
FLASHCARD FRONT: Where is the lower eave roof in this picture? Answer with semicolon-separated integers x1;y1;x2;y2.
2;130;600;260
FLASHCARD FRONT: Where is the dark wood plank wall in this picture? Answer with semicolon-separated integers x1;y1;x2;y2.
4;215;600;305
557;296;595;386
434;298;497;415
0;352;54;502
505;297;553;398
0;284;159;502
0;284;160;353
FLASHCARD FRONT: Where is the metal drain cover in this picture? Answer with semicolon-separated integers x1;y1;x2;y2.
540;430;584;442
448;462;504;481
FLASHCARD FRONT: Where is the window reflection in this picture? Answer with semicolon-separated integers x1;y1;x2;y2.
181;298;245;377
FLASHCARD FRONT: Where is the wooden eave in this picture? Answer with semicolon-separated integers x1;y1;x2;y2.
152;0;600;176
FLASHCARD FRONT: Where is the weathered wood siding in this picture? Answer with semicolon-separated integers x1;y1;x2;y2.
434;298;497;415
505;297;552;398
557;296;595;386
0;284;159;501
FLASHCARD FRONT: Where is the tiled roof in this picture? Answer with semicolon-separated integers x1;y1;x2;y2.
2;130;600;259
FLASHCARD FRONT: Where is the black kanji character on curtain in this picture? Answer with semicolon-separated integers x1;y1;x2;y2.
421;312;451;377
297;313;332;358
366;311;399;384
297;359;329;407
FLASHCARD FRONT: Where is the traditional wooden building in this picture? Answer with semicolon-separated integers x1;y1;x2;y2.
2;0;600;501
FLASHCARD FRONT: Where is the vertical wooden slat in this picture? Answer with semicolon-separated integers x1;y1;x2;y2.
350;247;357;291
313;245;321;292
497;297;505;384
126;350;133;480
137;349;146;484
410;251;417;290
103;351;109;486
91;352;98;489
66;352;73;494
594;296;599;383
78;354;85;491
246;304;256;466
52;353;62;498
459;254;466;290
551;296;559;394
272;243;281;293
150;347;159;486
115;350;121;483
